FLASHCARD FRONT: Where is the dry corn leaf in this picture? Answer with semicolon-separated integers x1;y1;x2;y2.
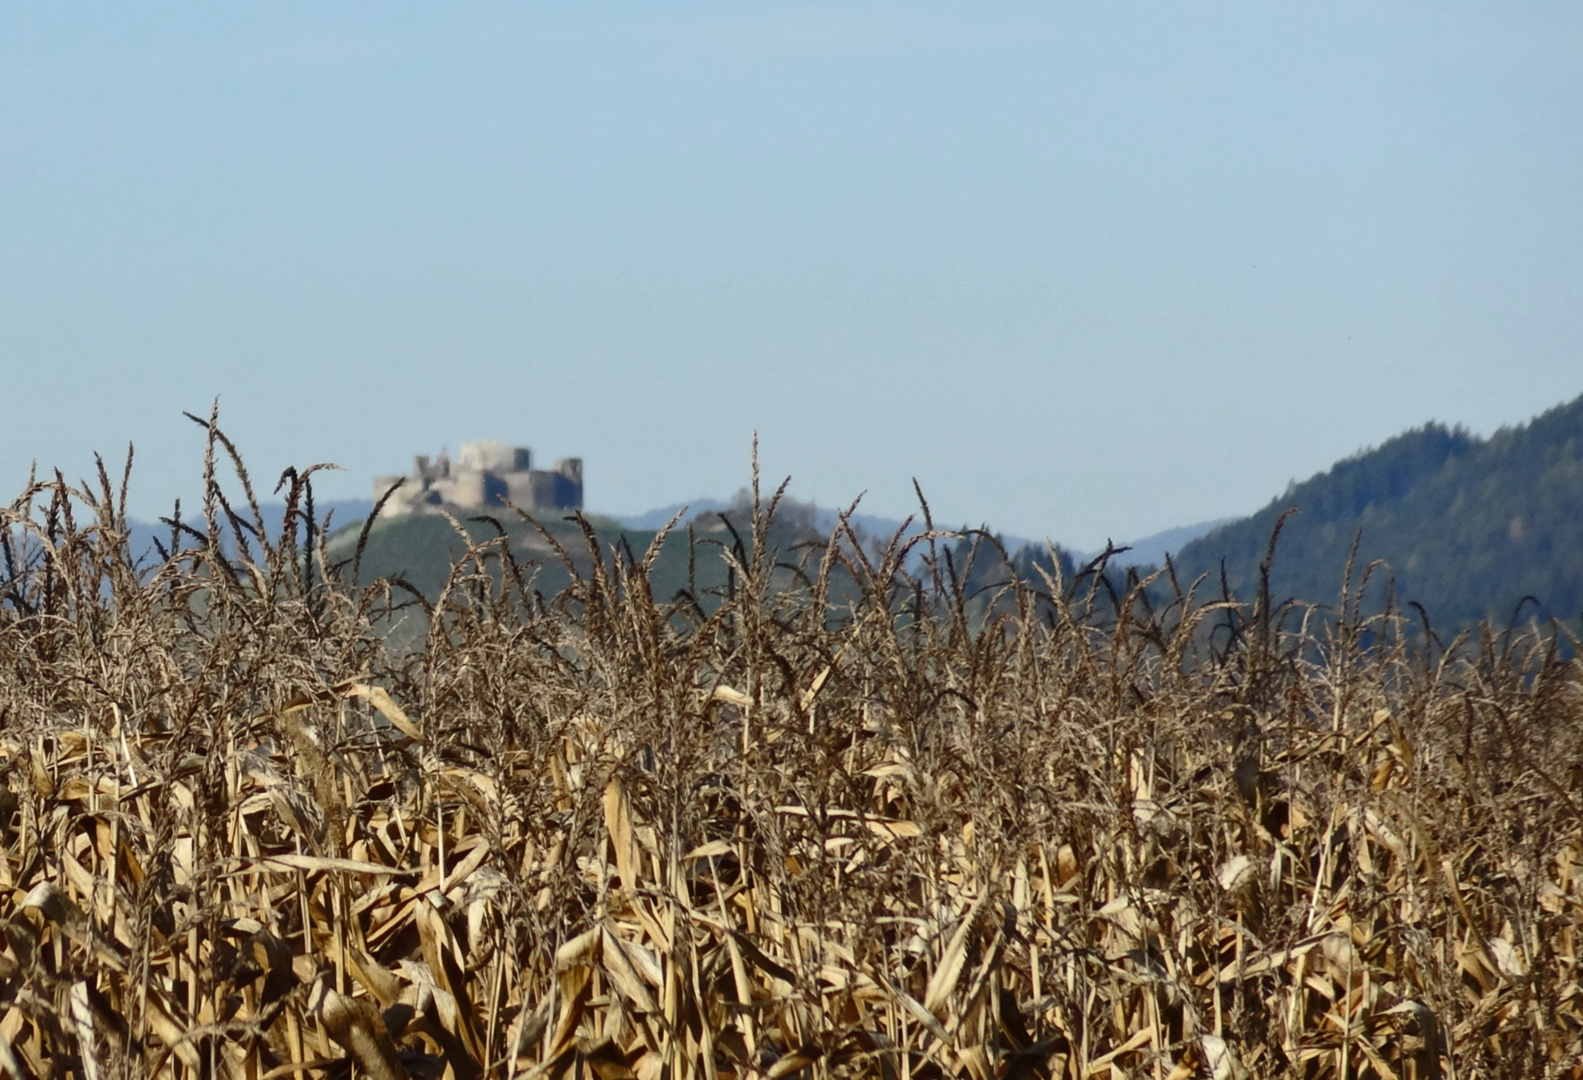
335;682;426;742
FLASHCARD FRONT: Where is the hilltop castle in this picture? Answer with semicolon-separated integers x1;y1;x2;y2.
374;440;583;516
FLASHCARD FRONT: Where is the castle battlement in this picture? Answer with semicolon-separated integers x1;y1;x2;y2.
375;440;583;516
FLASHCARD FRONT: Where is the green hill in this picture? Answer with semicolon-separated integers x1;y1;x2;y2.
322;500;873;622
1166;393;1583;633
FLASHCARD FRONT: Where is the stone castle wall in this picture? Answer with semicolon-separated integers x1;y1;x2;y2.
375;439;583;516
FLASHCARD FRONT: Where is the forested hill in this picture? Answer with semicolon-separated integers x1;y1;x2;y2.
1165;393;1583;633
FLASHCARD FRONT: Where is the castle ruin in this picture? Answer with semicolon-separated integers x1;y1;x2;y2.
374;440;583;516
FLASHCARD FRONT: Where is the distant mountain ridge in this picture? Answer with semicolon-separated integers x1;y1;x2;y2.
609;500;733;531
611;501;1038;554
1167;393;1583;631
1081;519;1234;569
102;392;1583;635
123;498;374;565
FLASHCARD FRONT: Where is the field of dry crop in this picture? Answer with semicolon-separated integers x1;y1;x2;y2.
1;422;1581;1079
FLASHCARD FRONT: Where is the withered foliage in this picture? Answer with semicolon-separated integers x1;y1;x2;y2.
0;422;1580;1080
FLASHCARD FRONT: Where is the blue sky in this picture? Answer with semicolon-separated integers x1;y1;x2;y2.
3;2;1580;549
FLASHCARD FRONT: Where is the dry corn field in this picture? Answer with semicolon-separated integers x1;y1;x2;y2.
2;431;1581;1080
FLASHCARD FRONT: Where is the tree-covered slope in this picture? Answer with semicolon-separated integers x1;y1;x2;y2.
1169;393;1583;632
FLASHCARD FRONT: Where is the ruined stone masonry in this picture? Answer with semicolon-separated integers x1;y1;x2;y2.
374;440;583;515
